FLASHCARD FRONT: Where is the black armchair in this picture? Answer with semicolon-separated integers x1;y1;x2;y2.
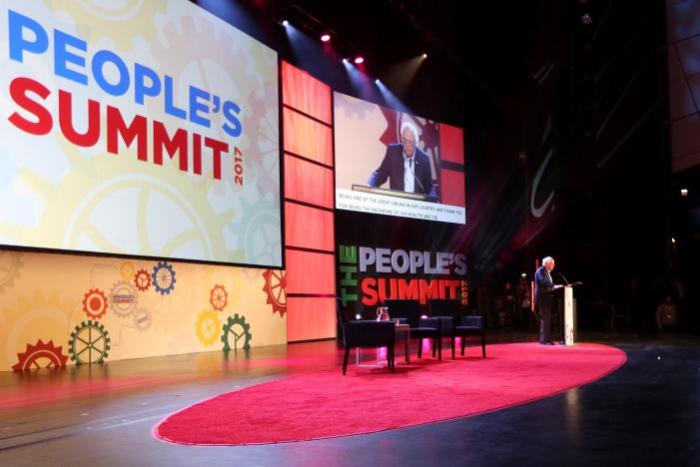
384;299;443;360
337;299;395;375
429;299;486;359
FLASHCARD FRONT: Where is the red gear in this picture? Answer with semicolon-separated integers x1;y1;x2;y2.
262;270;287;317
12;340;68;372
210;284;228;311
134;269;152;292
82;288;108;319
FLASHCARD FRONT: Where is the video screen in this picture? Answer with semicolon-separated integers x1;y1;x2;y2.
333;91;466;224
0;0;282;267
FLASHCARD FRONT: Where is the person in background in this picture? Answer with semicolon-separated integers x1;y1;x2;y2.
656;295;679;332
517;275;532;329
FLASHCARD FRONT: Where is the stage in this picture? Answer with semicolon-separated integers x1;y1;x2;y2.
2;331;698;466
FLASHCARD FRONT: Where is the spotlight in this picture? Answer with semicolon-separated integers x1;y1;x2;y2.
422;53;428;59
354;56;364;64
681;188;689;197
580;13;592;25
341;58;349;63
320;33;331;42
375;79;380;84
281;19;289;27
671;237;676;245
521;273;527;278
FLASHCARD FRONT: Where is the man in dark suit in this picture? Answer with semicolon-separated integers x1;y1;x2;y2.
367;122;436;197
535;256;560;344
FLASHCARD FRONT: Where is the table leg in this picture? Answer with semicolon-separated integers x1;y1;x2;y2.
405;332;410;363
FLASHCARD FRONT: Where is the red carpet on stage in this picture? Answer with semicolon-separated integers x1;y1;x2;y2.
153;342;626;446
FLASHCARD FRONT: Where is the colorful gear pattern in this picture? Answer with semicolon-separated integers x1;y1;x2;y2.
132;308;152;332
69;320;111;365
0;250;23;294
82;288;109;319
109;281;138;318
120;261;136;281
134;268;152;292
152;262;176;295
262;270;287;317
210;284;228;311
221;314;252;351
11;339;68;372
196;310;222;346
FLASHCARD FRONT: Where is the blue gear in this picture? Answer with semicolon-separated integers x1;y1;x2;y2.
221;313;252;351
152;261;176;295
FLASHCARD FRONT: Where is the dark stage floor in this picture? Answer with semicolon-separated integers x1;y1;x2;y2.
1;330;699;466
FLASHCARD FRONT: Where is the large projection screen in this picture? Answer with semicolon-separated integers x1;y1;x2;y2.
334;91;466;224
0;0;282;267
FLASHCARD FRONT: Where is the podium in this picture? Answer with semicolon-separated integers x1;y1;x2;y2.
551;283;582;346
351;184;438;202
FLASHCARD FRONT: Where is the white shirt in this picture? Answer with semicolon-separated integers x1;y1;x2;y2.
403;151;415;192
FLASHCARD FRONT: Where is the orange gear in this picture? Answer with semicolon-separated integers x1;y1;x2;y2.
12;340;68;372
210;284;228;311
82;288;108;319
134;269;152;292
262;270;286;317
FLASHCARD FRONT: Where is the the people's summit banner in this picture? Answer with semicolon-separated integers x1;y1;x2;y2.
0;0;281;267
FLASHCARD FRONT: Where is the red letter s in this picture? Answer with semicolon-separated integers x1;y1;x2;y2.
8;77;52;135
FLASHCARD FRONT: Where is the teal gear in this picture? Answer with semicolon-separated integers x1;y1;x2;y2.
68;320;111;365
221;313;252;351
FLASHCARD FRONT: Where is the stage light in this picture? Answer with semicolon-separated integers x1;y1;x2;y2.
354;56;364;64
282;19;289;27
355;313;361;320
681;188;688;197
580;13;592;25
422;53;428;59
320;33;331;42
671;237;676;245
521;273;527;278
375;79;380;84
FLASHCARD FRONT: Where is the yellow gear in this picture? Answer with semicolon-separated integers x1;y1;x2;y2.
47;0;167;50
195;310;221;347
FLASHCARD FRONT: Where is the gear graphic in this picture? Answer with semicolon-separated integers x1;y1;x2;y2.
132;308;152;332
109;281;138;318
152;262;176;295
228;196;282;267
0;250;23;294
244;84;279;194
196;310;221;346
69;320;111;365
52;1;167;50
262;270;287;317
221;314;252;351
210;284;228;311
134;268;152;292
82;288;109;319
120;261;136;281
11;339;68;372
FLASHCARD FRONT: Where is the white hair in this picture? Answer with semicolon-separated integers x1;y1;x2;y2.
542;256;554;266
400;121;419;143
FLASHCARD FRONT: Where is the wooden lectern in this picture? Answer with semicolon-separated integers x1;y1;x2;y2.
552;283;582;345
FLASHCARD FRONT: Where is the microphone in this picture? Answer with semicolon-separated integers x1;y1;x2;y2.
408;158;427;194
556;270;570;285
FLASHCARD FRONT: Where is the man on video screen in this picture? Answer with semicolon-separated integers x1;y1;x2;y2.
367;122;436;197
